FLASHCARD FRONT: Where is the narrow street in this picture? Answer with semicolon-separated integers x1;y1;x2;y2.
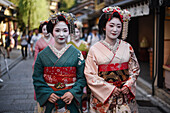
0;57;167;113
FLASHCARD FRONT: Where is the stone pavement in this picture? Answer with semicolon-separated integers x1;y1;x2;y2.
0;57;36;112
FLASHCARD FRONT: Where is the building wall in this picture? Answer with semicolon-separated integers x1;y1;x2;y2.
138;15;154;48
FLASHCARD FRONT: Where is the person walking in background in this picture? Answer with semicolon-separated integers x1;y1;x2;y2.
28;30;33;57
87;25;101;48
32;20;55;70
21;31;28;59
12;30;18;49
4;32;11;59
84;6;140;113
30;28;41;57
33;12;86;113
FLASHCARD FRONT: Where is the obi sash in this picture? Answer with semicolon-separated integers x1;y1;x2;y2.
98;62;129;88
44;67;76;91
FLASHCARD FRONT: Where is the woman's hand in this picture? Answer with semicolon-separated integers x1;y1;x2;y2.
112;87;121;96
121;86;129;95
48;93;60;103
61;92;74;104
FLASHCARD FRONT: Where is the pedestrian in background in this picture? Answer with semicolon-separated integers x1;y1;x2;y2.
4;32;11;59
84;6;140;113
87;25;101;48
21;31;28;59
28;30;33;57
30;28;41;57
12;30;18;49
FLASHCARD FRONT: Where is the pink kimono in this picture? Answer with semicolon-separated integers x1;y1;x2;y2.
84;39;140;113
32;37;55;70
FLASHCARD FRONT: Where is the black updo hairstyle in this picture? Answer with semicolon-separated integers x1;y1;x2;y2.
98;12;123;39
39;21;48;33
47;15;70;36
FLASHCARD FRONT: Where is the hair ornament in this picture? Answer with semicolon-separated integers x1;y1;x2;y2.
102;6;131;40
48;11;77;34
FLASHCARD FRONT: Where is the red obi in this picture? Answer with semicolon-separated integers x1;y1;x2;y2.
44;67;76;91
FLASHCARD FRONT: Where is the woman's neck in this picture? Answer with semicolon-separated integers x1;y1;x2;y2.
44;35;50;40
105;37;117;46
54;42;66;51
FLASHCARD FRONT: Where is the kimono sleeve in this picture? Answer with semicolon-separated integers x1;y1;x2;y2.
123;44;140;98
69;51;87;104
32;53;54;106
84;47;116;104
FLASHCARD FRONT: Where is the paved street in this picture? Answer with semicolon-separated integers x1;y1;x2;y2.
0;57;167;113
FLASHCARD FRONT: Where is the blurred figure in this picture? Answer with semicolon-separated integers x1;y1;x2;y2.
12;30;18;48
82;28;89;41
30;28;41;57
68;22;89;59
4;32;11;58
28;30;33;57
32;21;55;70
87;25;101;47
21;31;28;59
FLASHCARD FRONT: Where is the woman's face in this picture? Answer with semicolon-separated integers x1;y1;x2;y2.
42;25;49;37
74;28;80;41
53;21;69;44
105;17;122;40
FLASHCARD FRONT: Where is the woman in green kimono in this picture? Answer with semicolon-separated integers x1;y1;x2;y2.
32;12;86;113
68;21;89;59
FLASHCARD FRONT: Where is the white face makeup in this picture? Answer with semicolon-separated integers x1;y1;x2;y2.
42;25;49;37
105;18;122;40
74;28;80;41
52;21;69;44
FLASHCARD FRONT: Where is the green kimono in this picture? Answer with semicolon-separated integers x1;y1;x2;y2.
32;45;86;113
68;40;88;59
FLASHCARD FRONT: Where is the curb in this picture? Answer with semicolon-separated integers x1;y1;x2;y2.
0;56;22;78
137;77;170;113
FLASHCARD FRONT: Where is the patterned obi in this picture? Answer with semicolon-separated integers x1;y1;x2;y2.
98;62;129;88
44;67;76;91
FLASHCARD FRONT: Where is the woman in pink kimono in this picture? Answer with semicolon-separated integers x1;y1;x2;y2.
32;21;55;69
84;6;140;113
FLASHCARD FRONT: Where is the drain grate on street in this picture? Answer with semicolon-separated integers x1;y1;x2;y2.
137;100;156;107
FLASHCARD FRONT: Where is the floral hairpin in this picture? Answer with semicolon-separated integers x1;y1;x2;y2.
102;6;131;22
